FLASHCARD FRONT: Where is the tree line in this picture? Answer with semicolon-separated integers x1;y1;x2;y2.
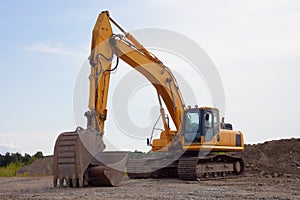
0;151;44;167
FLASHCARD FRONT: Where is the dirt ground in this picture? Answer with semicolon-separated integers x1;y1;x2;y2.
0;176;299;200
2;138;299;199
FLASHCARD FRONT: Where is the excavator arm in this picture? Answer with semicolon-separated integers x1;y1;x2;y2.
88;11;185;134
85;11;113;134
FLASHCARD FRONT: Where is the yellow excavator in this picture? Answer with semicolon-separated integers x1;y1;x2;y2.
53;11;244;187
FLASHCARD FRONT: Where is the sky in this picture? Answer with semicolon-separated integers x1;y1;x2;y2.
0;0;299;155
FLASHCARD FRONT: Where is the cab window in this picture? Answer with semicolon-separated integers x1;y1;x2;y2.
185;111;199;132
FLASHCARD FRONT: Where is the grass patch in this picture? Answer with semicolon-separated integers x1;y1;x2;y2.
0;162;26;177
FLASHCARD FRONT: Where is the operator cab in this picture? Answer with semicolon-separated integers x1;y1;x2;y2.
183;107;219;144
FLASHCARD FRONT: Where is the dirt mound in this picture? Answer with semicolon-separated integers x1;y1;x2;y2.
18;156;53;176
233;138;300;177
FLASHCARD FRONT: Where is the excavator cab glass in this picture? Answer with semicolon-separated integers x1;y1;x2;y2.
183;109;202;144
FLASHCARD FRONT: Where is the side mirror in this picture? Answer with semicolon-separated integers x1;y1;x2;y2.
147;138;151;146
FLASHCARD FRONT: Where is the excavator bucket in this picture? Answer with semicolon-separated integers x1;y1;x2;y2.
53;127;128;187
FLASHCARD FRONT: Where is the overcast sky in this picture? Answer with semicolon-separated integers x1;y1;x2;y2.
0;0;299;155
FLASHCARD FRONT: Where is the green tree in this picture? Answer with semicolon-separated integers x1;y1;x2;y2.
4;152;11;167
22;153;31;164
33;151;44;159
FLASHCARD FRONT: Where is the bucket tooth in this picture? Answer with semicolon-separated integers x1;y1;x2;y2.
65;176;70;187
72;175;76;188
59;176;64;187
72;179;76;188
53;178;57;187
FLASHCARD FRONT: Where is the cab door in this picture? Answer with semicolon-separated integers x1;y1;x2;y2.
203;109;219;142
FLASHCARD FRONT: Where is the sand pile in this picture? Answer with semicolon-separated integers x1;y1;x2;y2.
17;156;53;176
